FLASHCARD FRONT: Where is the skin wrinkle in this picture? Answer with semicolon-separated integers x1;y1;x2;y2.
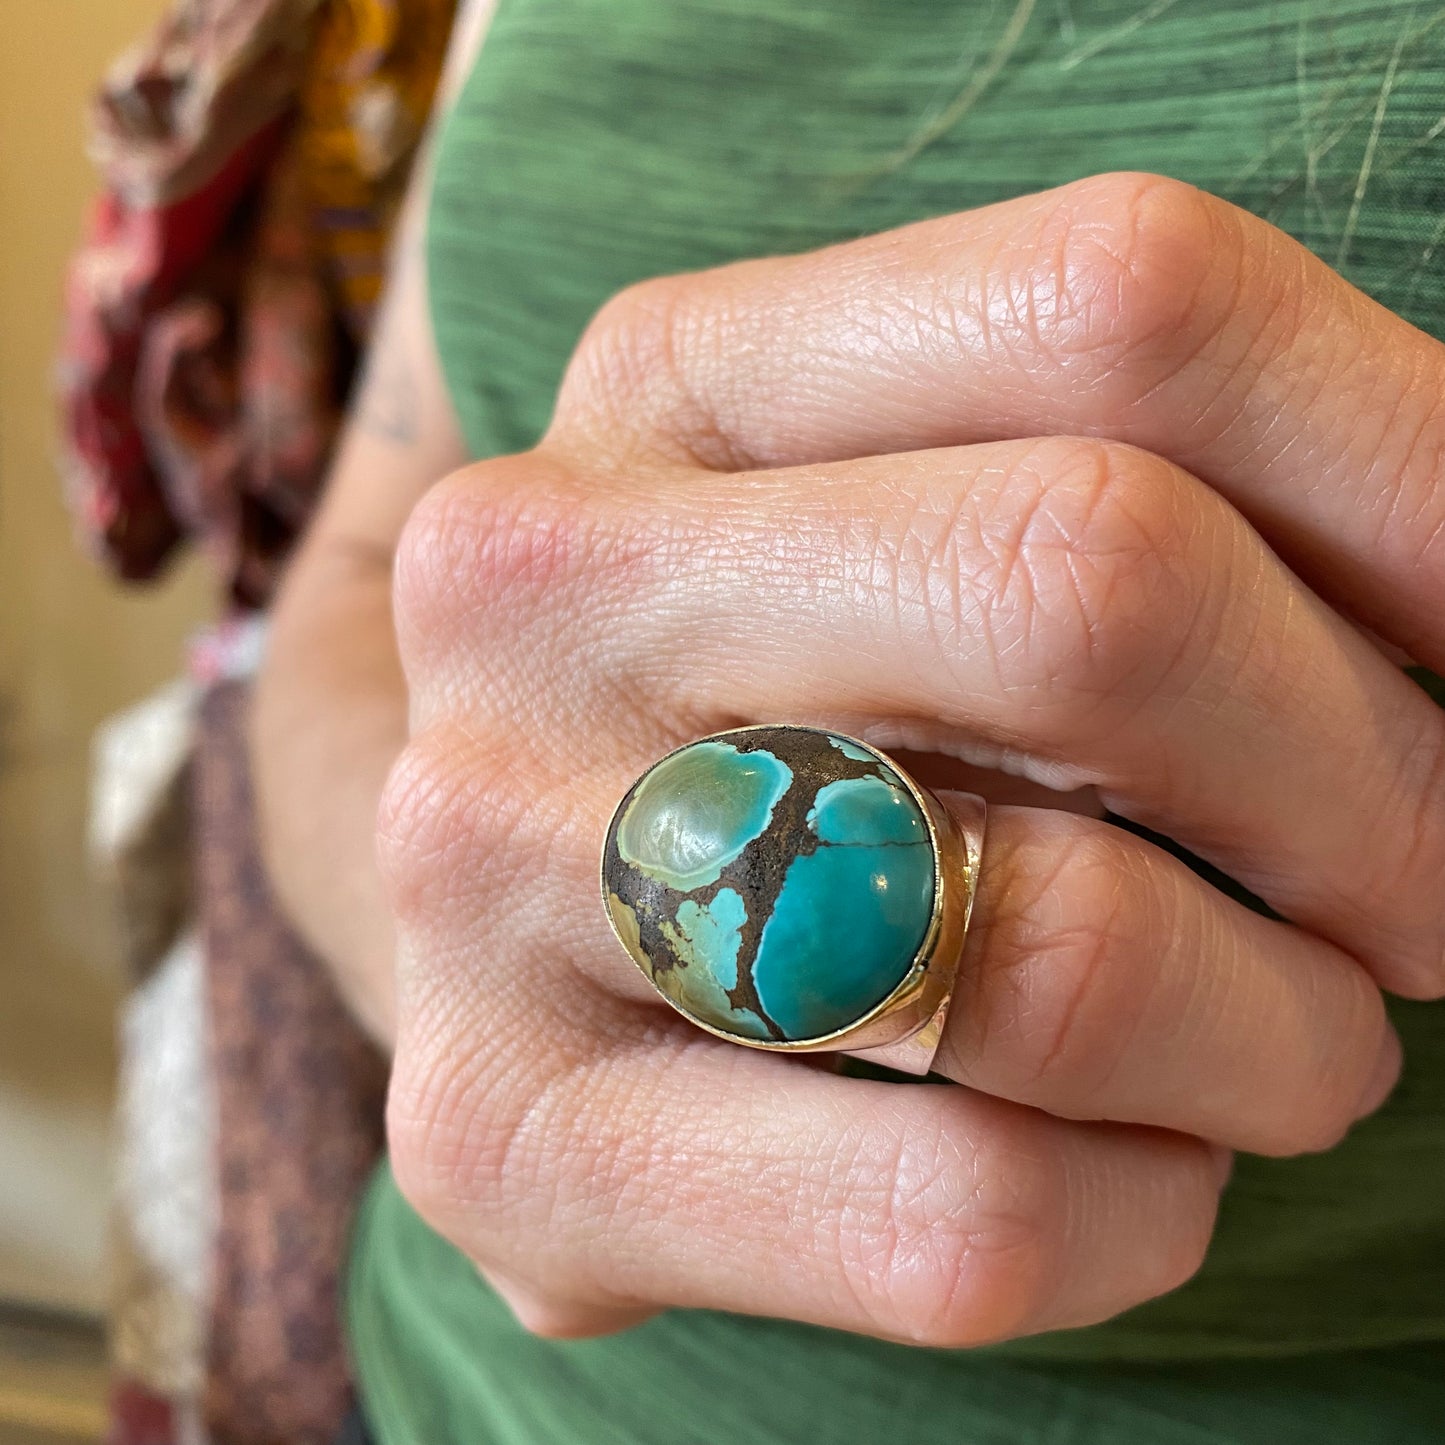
962;824;1152;1105
407;1003;691;1266
1028;176;1213;374
403;472;689;747
400;470;636;665
379;719;560;927
979;850;1108;1083
1176;912;1265;1125
390;984;563;1224
662;285;766;473
1312;324;1420;492
566;1050;707;1239
1025;868;1152;1105
989;443;1206;728
1111;212;1287;454
488;1065;663;1310
581;1056;903;1321
892;480;992;674
1365;378;1445;566
1133;233;1301;457
828;1115;928;1333
560;280;722;471
872;1126;1044;1346
971;475;1055;702
882;1100;1077;1346
1206;300;1337;483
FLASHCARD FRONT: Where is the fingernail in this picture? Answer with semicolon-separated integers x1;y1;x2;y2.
1207;1144;1234;1189
1356;1029;1404;1118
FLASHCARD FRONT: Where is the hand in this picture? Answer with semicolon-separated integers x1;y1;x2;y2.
378;173;1445;1345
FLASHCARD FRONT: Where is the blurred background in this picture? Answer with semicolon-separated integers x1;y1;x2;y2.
1;0;210;1436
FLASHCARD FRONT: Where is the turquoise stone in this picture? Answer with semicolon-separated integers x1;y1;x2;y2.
615;741;792;892
603;727;936;1042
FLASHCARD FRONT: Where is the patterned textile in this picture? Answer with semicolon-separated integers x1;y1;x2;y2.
109;930;215;1445
61;0;454;606
65;4;455;1442
96;652;392;1445
196;681;388;1445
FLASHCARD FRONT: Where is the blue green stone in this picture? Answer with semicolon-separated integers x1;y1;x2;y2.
658;889;770;1039
603;728;937;1043
615;741;792;891
753;777;933;1039
827;737;878;764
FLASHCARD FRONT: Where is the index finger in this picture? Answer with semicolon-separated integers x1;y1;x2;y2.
550;171;1445;672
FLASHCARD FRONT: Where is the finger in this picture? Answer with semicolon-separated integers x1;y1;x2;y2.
379;719;1394;1159
550;172;1445;671
379;720;1224;1341
385;958;1224;1345
932;803;1398;1156
395;442;1445;997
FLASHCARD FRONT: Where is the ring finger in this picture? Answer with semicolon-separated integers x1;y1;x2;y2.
384;721;1395;1158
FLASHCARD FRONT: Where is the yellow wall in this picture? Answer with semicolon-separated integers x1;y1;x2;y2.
0;0;213;1314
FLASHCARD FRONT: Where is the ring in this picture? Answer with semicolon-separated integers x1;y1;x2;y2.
601;725;986;1076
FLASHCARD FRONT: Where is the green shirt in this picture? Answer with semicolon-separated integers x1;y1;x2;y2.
349;3;1445;1439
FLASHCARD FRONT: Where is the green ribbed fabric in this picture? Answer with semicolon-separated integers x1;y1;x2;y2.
350;3;1445;1439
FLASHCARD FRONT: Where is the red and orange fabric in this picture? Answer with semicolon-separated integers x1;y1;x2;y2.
60;5;454;1444
61;0;455;607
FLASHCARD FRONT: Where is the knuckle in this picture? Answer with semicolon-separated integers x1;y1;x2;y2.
559;276;685;416
966;816;1151;1100
847;1115;1053;1347
553;273;738;465
1029;172;1236;380
387;998;568;1249
393;450;594;669
1150;1182;1217;1298
964;438;1210;728
376;724;539;931
1260;976;1392;1157
387;1045;514;1246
